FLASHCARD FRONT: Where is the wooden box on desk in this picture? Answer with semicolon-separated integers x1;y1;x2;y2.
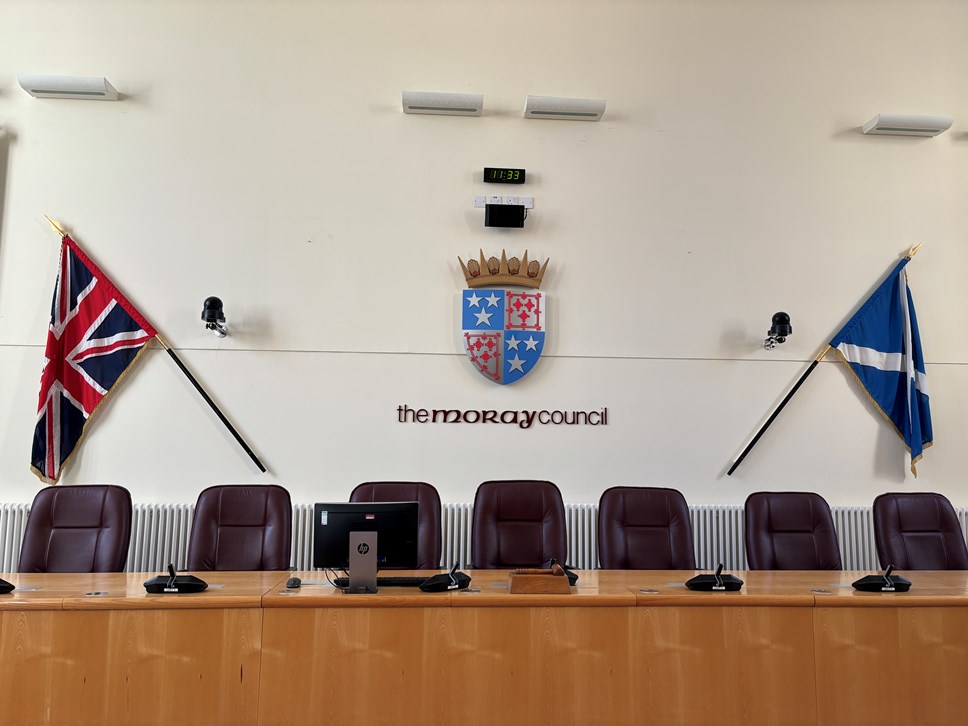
507;568;571;594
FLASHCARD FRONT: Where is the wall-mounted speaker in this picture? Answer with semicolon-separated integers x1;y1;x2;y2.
524;95;606;121
402;91;483;116
861;113;952;137
18;74;119;100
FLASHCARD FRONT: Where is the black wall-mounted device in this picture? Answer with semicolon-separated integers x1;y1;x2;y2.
485;204;526;228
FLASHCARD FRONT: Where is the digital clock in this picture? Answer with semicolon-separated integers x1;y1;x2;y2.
483;167;526;184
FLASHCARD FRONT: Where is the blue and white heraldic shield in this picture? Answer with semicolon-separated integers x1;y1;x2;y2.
461;289;546;385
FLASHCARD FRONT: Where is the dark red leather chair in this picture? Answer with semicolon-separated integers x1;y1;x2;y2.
350;482;442;569
471;480;567;568
598;487;696;569
744;491;842;570
873;492;968;570
18;485;132;572
187;485;292;571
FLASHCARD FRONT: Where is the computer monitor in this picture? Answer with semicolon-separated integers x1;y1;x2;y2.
313;502;419;570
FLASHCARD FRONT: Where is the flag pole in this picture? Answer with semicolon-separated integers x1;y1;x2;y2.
154;335;267;473
44;216;267;473
726;345;831;476
727;243;924;477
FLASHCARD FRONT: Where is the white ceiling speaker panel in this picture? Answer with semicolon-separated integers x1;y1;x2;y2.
524;95;606;121
402;91;483;116
18;74;119;100
861;113;952;137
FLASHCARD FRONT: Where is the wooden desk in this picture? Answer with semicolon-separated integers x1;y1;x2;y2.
1;570;967;725
808;570;968;726
0;571;290;726
258;570;819;725
259;570;638;726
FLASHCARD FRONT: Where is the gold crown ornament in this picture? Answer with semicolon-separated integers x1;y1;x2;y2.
458;250;549;289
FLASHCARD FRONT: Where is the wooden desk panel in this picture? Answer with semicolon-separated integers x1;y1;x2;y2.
3;570;968;725
0;607;262;726
815;604;968;725
0;572;281;726
0;609;62;722
259;605;635;726
632;605;817;725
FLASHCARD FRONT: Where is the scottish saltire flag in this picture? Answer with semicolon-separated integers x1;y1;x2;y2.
830;257;931;476
31;236;157;483
461;289;545;384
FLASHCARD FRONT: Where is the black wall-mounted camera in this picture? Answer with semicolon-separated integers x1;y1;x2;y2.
201;296;227;338
764;312;792;350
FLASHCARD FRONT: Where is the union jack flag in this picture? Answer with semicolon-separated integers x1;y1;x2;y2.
31;236;156;483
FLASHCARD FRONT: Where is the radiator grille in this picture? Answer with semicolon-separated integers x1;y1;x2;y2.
0;505;29;572
0;501;963;573
128;504;194;571
691;505;746;570
831;506;877;570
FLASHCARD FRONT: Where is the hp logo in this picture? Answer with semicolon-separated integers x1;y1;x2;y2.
357;542;369;555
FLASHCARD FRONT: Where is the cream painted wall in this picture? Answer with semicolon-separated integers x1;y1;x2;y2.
0;0;966;505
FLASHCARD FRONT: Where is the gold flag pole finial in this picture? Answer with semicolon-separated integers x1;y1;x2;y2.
44;215;68;238
906;241;924;259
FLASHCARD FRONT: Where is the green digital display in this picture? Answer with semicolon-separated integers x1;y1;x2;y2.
483;167;526;184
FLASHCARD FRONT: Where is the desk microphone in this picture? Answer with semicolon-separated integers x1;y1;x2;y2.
852;564;911;592
419;562;471;592
144;563;208;594
685;563;744;591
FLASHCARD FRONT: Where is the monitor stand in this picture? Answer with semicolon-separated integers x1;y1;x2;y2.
347;531;377;593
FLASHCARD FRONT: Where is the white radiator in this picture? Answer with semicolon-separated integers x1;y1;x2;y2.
128;504;194;571
830;506;877;571
691;505;747;570
566;504;598;570
0;505;29;572
441;502;472;571
0;501;964;573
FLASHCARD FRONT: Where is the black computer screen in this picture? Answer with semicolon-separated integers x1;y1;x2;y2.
313;502;419;569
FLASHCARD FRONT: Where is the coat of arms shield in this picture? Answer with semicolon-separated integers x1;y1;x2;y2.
458;250;549;385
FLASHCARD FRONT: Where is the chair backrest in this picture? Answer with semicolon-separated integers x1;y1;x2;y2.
471;480;567;568
873;492;968;570
187;485;292;571
350;481;442;569
598;487;696;569
744;491;842;570
19;485;132;573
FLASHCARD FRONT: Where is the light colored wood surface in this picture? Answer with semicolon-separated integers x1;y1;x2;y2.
3;570;968;724
0;607;262;725
0;572;143;610
632;605;817;725
815;606;968;725
258;605;636;726
63;571;292;610
0;571;294;610
625;570;817;607
0;571;282;725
